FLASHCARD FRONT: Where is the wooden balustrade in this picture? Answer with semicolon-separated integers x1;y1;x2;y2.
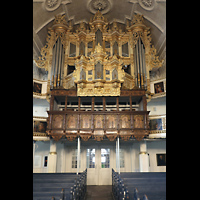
46;110;150;141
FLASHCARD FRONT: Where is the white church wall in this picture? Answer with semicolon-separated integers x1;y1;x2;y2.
33;139;166;173
56;142;65;173
147;97;166;116
33;141;50;173
147;140;166;172
33;105;48;117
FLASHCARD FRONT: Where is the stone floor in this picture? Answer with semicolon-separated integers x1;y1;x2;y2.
85;185;113;200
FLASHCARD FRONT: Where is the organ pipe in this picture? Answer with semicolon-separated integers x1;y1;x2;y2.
51;43;56;89
143;47;147;89
60;46;64;86
134;48;138;86
138;38;142;87
134;37;147;89
57;38;62;86
135;41;140;87
51;37;65;89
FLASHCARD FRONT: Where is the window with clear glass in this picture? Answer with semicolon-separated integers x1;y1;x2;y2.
72;149;81;168
101;148;110;168
86;149;95;168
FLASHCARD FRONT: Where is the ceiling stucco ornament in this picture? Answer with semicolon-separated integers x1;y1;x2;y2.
44;0;61;11
138;0;155;11
87;0;113;15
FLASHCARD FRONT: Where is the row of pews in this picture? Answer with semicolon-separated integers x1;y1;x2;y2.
112;169;166;200
33;169;87;200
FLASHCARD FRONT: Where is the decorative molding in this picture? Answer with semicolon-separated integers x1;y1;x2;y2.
80;134;92;141
93;135;104;141
139;151;148;154
33;132;48;137
138;0;156;11
120;135;131;141
65;134;77;141
149;130;166;134
105;134;117;141
51;134;64;141
133;130;149;141
87;0;113;15
43;0;72;12
44;0;61;11
49;151;57;155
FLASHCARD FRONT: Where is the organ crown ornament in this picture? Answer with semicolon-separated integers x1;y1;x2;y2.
53;14;68;26
132;13;144;25
89;10;108;32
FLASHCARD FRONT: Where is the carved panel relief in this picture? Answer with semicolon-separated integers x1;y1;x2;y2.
66;114;78;129
120;115;131;128
134;115;144;128
52;115;63;129
106;115;117;129
94;115;104;128
80;115;91;128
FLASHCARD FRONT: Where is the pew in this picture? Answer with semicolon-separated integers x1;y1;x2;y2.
33;169;87;200
112;169;166;200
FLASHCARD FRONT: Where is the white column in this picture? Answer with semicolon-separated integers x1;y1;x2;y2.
48;139;57;173
77;137;81;175
116;137;120;174
117;137;120;174
139;140;149;172
33;141;36;167
116;140;118;171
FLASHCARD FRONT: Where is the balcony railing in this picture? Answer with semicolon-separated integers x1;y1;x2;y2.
46;110;150;142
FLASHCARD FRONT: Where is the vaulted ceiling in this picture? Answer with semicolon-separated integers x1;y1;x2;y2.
33;0;166;73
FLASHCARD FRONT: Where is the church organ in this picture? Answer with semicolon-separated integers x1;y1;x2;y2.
35;11;163;142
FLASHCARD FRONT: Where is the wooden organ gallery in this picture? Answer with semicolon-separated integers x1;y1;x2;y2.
35;11;163;143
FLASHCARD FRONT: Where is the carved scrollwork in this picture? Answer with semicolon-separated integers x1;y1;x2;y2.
133;130;149;141
51;134;64;141
120;135;131;141
80;134;92;141
66;134;77;141
105;134;117;141
148;45;164;70
93;135;104;141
